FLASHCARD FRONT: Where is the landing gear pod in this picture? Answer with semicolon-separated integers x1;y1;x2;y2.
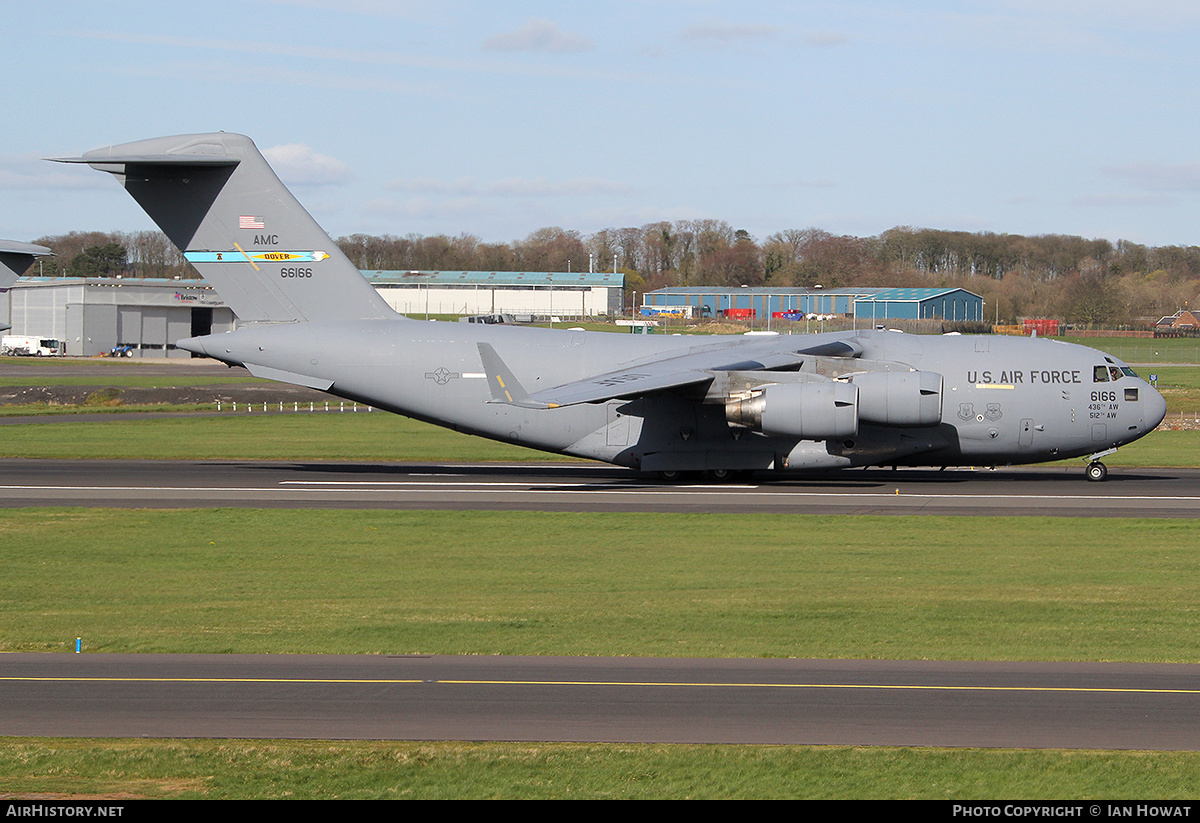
851;370;944;427
726;382;859;440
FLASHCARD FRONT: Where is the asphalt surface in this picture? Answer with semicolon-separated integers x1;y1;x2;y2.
5;653;1200;749
0;458;1197;517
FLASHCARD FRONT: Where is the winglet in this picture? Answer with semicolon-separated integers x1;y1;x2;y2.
477;342;541;406
0;240;52;288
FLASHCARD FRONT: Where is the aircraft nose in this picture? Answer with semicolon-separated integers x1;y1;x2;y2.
1145;384;1167;431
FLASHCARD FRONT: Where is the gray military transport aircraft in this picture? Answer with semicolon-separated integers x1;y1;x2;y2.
0;240;52;331
52;133;1167;481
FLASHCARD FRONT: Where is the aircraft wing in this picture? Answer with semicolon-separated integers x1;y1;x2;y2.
498;335;862;409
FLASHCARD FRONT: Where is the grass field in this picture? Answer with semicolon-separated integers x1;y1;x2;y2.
2;738;1198;799
0;412;571;461
1060;335;1200;365
0;411;1193;465
2;339;1199;799
2;509;1197;661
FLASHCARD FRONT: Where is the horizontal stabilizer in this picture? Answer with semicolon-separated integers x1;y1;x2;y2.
49;154;239;168
243;363;334;391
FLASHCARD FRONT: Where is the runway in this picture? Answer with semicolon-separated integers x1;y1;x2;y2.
4;653;1200;749
0;458;1197;517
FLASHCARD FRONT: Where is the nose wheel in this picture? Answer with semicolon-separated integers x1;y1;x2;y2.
1086;461;1108;482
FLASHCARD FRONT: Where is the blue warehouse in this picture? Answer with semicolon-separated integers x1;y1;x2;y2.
643;286;982;322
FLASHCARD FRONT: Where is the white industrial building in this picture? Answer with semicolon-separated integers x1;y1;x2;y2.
363;269;624;318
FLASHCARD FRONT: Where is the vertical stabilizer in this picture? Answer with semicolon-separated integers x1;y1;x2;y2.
51;133;392;324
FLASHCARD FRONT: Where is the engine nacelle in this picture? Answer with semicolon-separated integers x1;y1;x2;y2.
726;382;859;440
850;370;943;427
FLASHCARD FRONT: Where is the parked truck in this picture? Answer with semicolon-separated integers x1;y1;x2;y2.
1;335;64;357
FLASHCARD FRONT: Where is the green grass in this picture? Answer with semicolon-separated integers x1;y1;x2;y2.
0;412;573;461
0;739;1197;799
1145;366;1200;414
1096;430;1199;467
2;509;1198;661
1062;336;1200;364
0;374;268;387
0;411;1194;464
0;402;223;416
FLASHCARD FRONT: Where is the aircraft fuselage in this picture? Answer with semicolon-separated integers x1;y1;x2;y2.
181;321;1166;475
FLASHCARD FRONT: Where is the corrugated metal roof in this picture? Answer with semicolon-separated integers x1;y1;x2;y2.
362;270;624;286
648;286;885;296
857;287;980;301
11;277;215;288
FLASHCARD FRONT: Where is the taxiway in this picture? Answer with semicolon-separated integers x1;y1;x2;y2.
4;653;1200;749
0;459;1196;517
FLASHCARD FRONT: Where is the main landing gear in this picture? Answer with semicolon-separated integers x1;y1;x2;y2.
656;469;748;482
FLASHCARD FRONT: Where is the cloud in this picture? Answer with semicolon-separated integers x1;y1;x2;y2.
485;177;631;197
1105;162;1200;192
798;31;849;47
678;20;782;45
482;19;594;53
364;195;487;222
69;30;638;84
0;154;110;191
1071;193;1177;208
750;178;837;191
262;144;352;186
388;177;479;195
261;0;435;17
387;175;630;197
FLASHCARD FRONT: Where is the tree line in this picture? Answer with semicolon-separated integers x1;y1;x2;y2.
26;231;188;279
25;224;1200;326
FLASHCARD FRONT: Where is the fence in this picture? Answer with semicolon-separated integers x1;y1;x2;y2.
216;401;372;413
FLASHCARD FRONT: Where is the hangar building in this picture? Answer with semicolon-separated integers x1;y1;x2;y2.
362;269;624;317
643;286;983;322
1;277;233;358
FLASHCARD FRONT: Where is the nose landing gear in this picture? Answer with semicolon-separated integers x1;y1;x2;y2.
1084;448;1116;482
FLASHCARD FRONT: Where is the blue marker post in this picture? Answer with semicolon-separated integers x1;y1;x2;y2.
75;637;81;654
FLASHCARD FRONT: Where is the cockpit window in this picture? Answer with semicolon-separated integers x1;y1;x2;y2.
1093;365;1110;382
1109;366;1123;381
1121;366;1138;378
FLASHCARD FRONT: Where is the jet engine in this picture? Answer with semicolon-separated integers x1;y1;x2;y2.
725;382;859;439
850;370;943;427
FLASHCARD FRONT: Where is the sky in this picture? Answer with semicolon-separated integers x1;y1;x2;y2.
4;1;1200;249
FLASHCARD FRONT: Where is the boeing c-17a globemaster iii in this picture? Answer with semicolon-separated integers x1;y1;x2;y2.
51;133;1167;481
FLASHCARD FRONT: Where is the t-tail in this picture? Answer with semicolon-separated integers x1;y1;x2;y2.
50;133;392;324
